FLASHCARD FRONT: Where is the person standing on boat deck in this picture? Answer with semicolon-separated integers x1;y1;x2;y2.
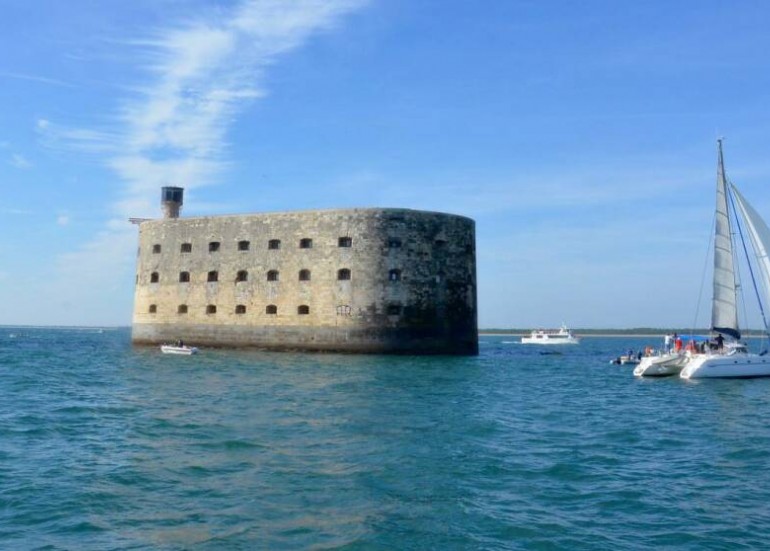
664;333;672;352
675;335;683;352
715;333;724;352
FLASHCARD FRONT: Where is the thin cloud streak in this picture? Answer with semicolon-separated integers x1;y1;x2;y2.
0;71;75;88
9;154;32;169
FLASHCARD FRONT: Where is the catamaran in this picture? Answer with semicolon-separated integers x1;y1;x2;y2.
677;140;770;379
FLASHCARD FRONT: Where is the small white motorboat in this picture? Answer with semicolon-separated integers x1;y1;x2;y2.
160;344;199;355
610;354;641;366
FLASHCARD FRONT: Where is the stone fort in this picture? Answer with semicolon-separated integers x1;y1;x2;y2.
131;187;478;354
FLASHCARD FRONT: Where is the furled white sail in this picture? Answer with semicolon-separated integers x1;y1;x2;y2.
712;140;740;339
729;182;770;326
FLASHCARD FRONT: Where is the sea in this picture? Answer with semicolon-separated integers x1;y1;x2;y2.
2;328;770;550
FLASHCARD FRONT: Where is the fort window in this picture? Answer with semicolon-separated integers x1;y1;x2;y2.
206;305;217;314
207;271;219;282
336;304;351;316
388;238;402;248
434;239;447;248
152;244;161;254
238;240;250;251
268;239;281;250
337;268;351;281
235;304;246;314
149;304;157;314
150;272;159;283
236;270;248;282
267;270;279;282
178;304;188;314
298;305;310;315
299;269;311;281
299;238;313;249
179;271;190;283
338;237;352;248
389;269;401;281
209;241;220;252
387;304;402;315
266;304;277;315
181;243;192;253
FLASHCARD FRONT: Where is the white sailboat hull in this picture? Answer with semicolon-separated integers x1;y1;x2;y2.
633;353;688;377
680;353;770;379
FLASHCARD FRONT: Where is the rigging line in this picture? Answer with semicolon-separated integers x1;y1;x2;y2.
692;210;716;336
727;181;770;339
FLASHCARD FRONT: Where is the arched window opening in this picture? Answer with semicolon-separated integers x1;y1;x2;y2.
209;241;220;252
299;269;311;281
338;237;352;248
148;304;157;313
298;305;310;315
299;238;313;249
181;243;192;253
235;305;246;314
150;272;159;283
268;239;281;250
206;304;217;314
337;268;351;281
208;271;219;282
152;244;161;254
236;270;248;282
266;304;278;315
267;270;279;282
179;271;190;283
178;304;188;314
238;240;250;251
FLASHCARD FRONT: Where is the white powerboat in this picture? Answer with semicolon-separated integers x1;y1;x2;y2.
634;352;689;377
521;324;580;345
161;344;199;355
634;335;695;377
679;140;770;379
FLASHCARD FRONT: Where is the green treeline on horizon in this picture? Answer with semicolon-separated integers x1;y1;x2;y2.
480;328;768;336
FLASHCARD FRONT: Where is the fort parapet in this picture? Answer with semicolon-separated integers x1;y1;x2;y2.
132;198;477;354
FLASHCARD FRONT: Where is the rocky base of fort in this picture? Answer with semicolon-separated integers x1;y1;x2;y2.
133;323;479;355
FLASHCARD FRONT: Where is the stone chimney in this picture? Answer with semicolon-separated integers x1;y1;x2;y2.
161;186;184;219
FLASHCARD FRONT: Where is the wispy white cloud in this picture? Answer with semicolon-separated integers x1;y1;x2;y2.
40;0;368;324
9;153;32;169
57;215;70;226
0;71;75;88
0;207;32;215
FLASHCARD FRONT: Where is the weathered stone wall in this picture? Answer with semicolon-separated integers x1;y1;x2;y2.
131;208;477;354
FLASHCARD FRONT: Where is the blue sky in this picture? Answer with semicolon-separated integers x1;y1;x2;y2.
2;0;770;329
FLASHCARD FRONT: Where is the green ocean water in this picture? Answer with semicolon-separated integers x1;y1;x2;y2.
1;327;770;550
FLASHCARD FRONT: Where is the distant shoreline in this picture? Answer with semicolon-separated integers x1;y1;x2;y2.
479;333;666;338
